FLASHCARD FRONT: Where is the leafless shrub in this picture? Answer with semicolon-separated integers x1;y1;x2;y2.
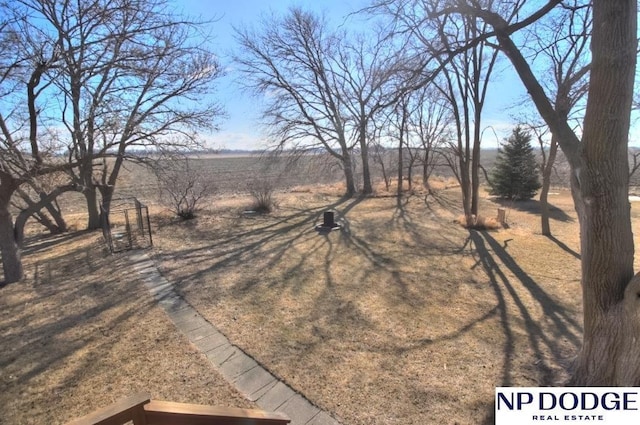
153;158;214;220
247;177;277;214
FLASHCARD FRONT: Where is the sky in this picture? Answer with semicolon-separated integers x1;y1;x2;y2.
173;0;540;151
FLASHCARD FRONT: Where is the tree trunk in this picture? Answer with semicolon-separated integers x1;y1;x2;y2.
397;134;404;197
0;198;22;284
360;149;372;194
43;197;67;233
475;0;636;384
14;185;76;246
567;0;637;385
376;151;390;191
343;154;356;196
15;187;67;237
459;155;472;220
32;211;61;234
382;161;390;191
98;185;116;226
407;155;414;191
397;102;409;197
540;136;558;236
568;165;637;385
359;117;373;195
423;149;430;189
471;118;482;216
84;184;101;230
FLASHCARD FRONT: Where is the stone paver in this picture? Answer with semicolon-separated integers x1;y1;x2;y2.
234;366;278;401
130;252;342;425
178;315;211;332
193;331;229;352
279;395;322;425
256;381;296;412
206;343;237;366
185;323;217;341
219;352;259;381
306;411;342;425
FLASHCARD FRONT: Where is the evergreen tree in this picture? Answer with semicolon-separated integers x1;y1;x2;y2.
490;126;541;200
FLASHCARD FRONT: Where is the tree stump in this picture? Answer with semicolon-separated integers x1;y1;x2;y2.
497;208;506;227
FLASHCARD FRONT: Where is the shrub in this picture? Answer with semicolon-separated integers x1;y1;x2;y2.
247;178;277;213
154;158;215;220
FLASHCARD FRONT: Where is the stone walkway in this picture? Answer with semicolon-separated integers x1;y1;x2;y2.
129;252;342;425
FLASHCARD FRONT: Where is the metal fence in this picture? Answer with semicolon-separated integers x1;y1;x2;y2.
101;197;153;253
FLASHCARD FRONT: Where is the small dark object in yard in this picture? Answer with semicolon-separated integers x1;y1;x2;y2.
315;211;340;233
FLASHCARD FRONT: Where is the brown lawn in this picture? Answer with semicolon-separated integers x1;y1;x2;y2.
0;231;254;425
4;182;640;424
150;184;585;425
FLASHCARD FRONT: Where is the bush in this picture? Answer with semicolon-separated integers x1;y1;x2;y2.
490;125;541;200
154;158;215;220
247;178;277;213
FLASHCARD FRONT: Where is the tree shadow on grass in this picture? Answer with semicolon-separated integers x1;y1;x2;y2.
389;192;472;258
152;193;582;423
469;230;582;387
21;230;95;256
546;234;581;260
153;195;360;294
495;198;574;223
0;233;157;421
425;189;464;216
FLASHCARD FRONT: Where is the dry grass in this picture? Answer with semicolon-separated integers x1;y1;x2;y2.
150;187;587;425
455;214;502;230
6;182;640;425
0;231;254;425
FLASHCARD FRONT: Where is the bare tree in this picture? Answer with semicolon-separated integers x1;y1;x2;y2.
441;15;498;220
425;0;638;385
375;90;408;194
371;142;395;191
375;0;502;222
375;78;450;195
19;0;224;229
234;8;358;196
0;0;222;282
0;9;77;282
333;31;407;194
408;85;451;189
526;1;590;236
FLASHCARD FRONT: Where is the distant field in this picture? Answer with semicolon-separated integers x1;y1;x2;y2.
115;154;347;202
112;149;579;204
18;147;640;239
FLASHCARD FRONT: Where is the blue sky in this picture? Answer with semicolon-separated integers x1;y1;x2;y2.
174;1;536;151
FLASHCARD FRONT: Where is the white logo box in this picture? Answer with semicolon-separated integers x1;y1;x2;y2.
495;387;640;424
